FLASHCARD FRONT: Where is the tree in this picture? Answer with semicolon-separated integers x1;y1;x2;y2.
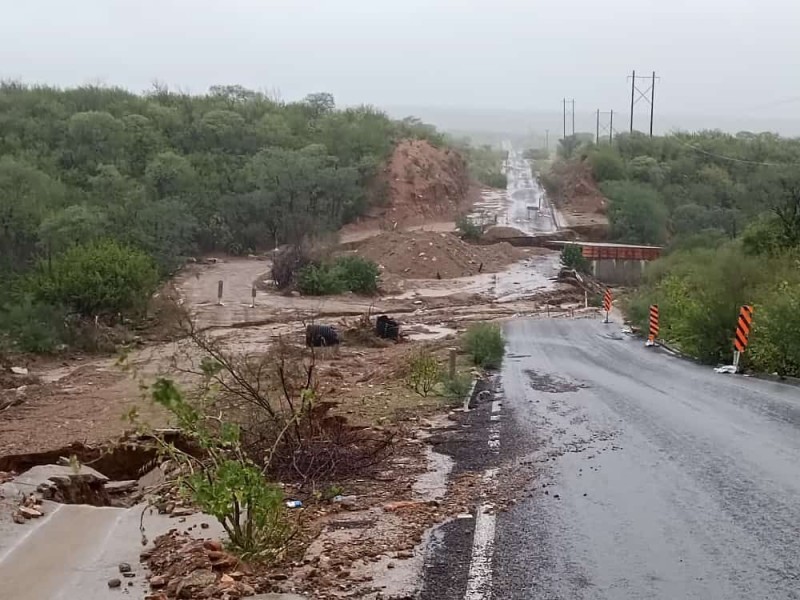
26;239;159;320
0;156;65;271
303;92;335;117
589;148;625;181
38;205;109;256
144;151;196;199
602;181;668;245
64;111;125;172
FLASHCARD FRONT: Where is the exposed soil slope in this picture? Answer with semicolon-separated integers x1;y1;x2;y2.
349;139;473;231
548;159;609;239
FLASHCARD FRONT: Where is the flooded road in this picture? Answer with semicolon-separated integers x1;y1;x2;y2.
492;319;800;599
470;146;559;235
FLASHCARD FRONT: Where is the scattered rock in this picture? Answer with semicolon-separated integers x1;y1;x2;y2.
119;562;132;573
108;578;122;588
176;570;216;598
18;506;43;519
149;575;167;588
10;366;29;375
203;540;223;552
12;513;26;524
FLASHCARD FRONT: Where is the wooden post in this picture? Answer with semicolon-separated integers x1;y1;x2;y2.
250;285;257;308
217;280;223;306
449;348;457;379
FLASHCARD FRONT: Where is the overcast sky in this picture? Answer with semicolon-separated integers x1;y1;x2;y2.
2;0;799;123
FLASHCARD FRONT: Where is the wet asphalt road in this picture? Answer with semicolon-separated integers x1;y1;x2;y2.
503;148;557;235
492;318;800;599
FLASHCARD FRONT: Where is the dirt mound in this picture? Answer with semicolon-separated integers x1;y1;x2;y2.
482;225;528;241
350;140;471;231
349;231;523;279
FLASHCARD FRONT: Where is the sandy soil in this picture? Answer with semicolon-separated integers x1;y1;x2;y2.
0;246;578;459
348;230;526;279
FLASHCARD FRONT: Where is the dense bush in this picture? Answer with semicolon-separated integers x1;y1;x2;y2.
602;181;668;245
629;244;800;371
25;240;159;320
296;256;380;296
463;322;505;369
0;295;67;353
588;148;625;181
333;256;380;294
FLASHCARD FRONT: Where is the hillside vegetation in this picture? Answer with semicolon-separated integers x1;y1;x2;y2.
562;131;800;375
0;83;448;351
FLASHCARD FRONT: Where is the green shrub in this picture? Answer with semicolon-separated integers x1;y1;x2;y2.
296;264;346;296
441;373;473;401
463;322;505;369
0;295;67;353
749;282;800;377
406;349;441;397
296;256;380;296
149;379;291;561
457;217;484;242
560;244;590;273
334;255;380;294
588;148;625;181
25;240;159;320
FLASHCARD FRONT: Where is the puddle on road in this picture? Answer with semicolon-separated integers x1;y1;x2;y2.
524;369;586;393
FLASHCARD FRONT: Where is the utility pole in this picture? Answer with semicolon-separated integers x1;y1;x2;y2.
571;99;575;136
596;109;600;145
628;70;659;137
597;110;614;144
630;69;636;133
650;71;656;137
609;110;614;143
545;129;549;152
562;98;575;139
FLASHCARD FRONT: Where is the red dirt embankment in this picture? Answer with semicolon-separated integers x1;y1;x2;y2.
548;159;609;239
346;139;473;232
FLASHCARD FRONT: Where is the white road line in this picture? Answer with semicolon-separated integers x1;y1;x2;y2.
464;498;497;599
465;391;502;599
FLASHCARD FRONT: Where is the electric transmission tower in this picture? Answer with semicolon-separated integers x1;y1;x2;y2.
628;70;659;136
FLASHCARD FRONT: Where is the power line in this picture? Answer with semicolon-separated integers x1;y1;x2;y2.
668;132;800;167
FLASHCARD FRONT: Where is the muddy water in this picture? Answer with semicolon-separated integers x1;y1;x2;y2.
392;253;560;304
